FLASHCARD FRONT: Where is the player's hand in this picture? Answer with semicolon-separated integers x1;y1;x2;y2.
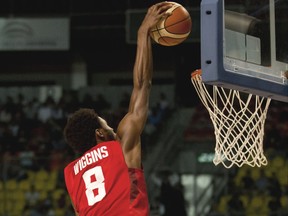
140;2;173;32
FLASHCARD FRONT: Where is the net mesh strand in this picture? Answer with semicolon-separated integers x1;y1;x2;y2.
191;71;271;168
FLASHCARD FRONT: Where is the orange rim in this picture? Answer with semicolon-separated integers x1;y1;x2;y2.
191;69;202;79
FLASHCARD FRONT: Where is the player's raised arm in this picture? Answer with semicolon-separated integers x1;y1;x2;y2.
116;3;172;168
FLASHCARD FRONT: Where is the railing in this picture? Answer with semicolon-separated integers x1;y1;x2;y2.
196;173;228;216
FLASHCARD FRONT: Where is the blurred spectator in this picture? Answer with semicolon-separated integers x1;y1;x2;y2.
4;152;27;180
161;173;187;216
51;101;65;122
16;126;29;152
255;169;269;192
227;192;245;215
146;92;171;134
16;93;28;107
18;145;36;170
148;105;163;128
159;92;169;110
4;96;17;115
41;192;56;216
25;207;42;216
0;104;12;123
25;184;40;207
158;92;170;118
268;172;282;198
61;90;80;114
268;197;282;216
0;122;18;153
8;110;23;137
241;169;255;191
51;130;67;151
152;169;187;216
37;97;55;123
23;98;40;120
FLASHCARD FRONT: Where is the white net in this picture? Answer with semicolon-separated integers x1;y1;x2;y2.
191;70;271;168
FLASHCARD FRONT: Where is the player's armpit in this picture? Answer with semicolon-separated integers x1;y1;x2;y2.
70;199;79;216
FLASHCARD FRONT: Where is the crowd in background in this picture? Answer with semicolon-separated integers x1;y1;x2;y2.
0;90;172;215
0;90;287;215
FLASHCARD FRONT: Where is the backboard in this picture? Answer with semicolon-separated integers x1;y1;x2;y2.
200;0;288;103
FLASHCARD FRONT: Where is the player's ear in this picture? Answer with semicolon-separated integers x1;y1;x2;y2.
95;129;104;138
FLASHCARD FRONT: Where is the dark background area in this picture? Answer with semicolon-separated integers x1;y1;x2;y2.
0;0;202;107
0;0;201;72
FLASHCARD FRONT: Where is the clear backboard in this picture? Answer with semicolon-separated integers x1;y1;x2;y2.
200;0;288;103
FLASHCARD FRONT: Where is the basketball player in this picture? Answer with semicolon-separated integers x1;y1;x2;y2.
63;3;172;216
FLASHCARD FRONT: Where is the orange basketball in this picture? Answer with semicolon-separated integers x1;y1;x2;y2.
150;2;192;46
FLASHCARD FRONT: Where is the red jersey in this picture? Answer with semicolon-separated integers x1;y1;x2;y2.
64;141;150;216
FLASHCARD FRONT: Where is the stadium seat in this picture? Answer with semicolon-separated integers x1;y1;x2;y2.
217;195;231;213
5;179;18;191
277;165;288;186
246;194;269;216
34;178;46;191
35;168;49;182
280;195;288;208
271;156;285;169
52;188;66;201
239;194;249;208
54;208;65;216
18;179;31;192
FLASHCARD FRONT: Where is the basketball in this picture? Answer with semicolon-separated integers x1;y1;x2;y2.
150;2;192;46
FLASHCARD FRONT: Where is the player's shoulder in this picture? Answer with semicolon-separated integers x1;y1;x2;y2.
64;141;122;168
99;140;122;150
64;158;78;173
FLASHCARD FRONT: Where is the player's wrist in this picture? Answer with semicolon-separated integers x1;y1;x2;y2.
138;26;150;37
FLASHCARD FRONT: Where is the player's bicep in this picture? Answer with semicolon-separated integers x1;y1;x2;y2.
117;114;142;148
117;117;142;167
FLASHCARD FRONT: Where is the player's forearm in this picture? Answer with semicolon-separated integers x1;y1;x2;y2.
133;27;153;90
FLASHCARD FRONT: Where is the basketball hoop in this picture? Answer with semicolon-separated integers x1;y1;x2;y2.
191;69;271;168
